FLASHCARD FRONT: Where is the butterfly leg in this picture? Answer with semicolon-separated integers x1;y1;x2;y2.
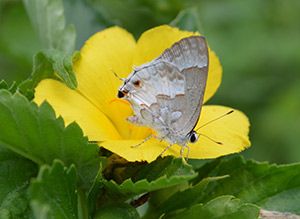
180;145;190;161
131;135;153;148
159;143;174;157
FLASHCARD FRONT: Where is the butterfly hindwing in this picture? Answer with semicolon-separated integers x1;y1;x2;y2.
145;66;207;137
175;66;208;135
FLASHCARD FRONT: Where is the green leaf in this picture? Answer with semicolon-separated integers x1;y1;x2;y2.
170;7;204;33
0;80;17;93
87;160;106;216
0;145;37;218
195;156;300;214
103;157;197;199
46;49;78;89
0;90;101;190
18;52;53;99
0;2;40;83
22;0;76;53
21;0;78;91
156;176;229;214
29;160;78;219
94;203;139;219
0;80;9;90
19;50;78;98
163;196;259;219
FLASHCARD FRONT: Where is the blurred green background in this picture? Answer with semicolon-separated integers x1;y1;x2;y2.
1;0;299;163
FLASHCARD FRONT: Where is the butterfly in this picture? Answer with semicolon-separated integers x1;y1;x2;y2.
117;36;209;156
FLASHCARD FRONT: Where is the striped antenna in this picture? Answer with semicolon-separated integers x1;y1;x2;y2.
194;110;234;145
196;110;234;132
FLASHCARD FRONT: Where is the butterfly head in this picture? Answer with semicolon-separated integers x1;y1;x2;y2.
187;130;198;143
169;130;199;146
117;73;142;99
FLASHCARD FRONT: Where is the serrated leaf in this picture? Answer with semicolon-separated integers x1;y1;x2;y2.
163;196;259;219
0;145;37;218
0;80;17;93
46;49;78;89
29;160;78;219
18;52;54;99
103;157;197;199
170;8;204;33
195;156;300;214
156;176;228;214
0;90;101;190
19;49;78;99
22;0;75;53
0;81;9;90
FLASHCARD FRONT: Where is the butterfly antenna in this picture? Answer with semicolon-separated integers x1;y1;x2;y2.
196;110;234;132
111;69;125;81
198;133;223;145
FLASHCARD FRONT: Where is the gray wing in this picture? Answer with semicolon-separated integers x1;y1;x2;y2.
172;66;208;135
129;36;209;135
158;36;208;71
130;61;185;106
132;36;208;104
147;66;207;136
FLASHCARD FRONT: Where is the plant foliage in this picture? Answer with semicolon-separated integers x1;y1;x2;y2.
0;0;299;218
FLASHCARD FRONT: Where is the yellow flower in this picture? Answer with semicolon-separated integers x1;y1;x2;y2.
34;25;250;162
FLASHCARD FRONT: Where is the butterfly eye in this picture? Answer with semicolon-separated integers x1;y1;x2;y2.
189;132;198;143
133;80;141;87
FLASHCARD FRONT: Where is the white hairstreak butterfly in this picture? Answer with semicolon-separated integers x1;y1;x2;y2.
118;36;209;156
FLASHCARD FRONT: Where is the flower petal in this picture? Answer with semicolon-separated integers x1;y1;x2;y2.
133;25;195;66
101;105;250;162
34;79;121;141
101;138;175;162
185;105;251;159
108;98;152;140
133;25;222;103
74;26;137;138
204;50;222;102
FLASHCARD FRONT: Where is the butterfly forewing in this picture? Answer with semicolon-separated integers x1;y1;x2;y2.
158;36;208;71
132;36;208;105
